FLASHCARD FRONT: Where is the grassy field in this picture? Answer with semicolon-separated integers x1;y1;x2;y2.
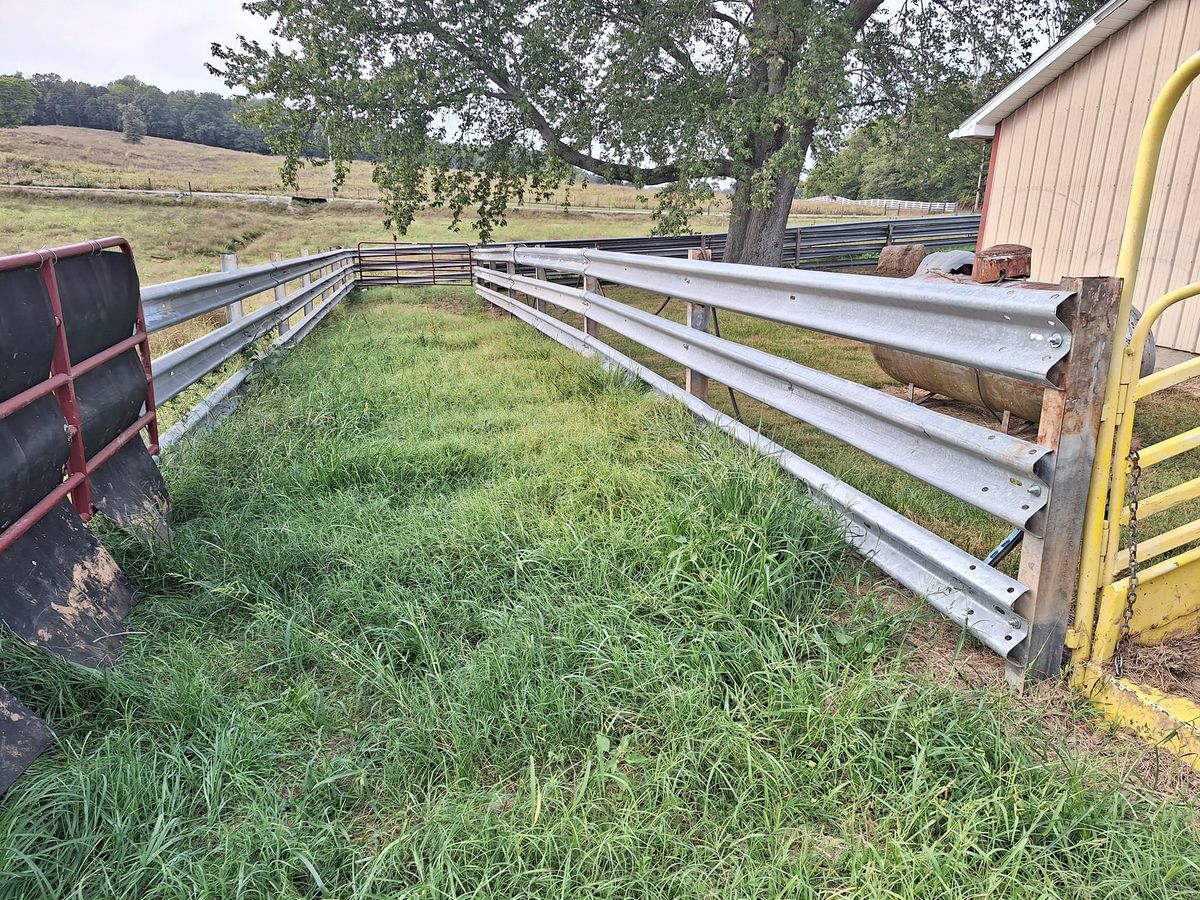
0;126;958;218
0;190;736;354
0;286;1196;898
0;126;701;210
0;190;729;285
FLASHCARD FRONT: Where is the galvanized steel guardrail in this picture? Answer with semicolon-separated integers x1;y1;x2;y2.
473;281;1032;656
475;265;1055;530
469;247;1102;663
143;250;357;444
151;265;356;404
474;245;1070;382
143;250;355;332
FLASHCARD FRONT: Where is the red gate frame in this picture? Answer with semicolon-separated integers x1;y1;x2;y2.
0;237;159;555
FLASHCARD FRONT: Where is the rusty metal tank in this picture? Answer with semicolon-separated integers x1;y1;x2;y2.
871;249;1154;423
872;344;1047;421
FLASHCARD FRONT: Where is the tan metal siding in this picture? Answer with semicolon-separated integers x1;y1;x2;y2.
982;0;1200;352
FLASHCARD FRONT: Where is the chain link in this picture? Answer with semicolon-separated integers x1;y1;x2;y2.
1114;448;1142;677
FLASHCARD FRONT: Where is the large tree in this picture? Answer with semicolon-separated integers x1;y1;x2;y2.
213;0;1058;264
805;80;996;206
0;75;38;128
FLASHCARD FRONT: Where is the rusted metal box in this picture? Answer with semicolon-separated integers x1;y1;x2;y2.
974;244;1032;283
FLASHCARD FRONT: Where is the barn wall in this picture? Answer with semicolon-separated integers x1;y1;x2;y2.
982;0;1200;352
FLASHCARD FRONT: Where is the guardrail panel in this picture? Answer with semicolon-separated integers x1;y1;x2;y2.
475;266;1053;529
475;281;1030;657
473;245;1072;385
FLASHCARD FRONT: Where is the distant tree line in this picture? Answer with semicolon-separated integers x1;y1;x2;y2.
0;73;276;153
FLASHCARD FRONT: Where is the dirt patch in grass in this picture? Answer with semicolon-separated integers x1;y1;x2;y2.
1118;635;1200;705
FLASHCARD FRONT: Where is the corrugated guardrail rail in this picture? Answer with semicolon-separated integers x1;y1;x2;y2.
148;216;978;446
470;243;1119;678
145;250;357;445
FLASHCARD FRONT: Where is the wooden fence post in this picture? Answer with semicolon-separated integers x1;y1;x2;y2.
221;253;243;323
1013;276;1120;680
582;275;601;337
533;264;548;313
301;248;314;317
501;244;517;318
684;248;711;402
271;251;291;335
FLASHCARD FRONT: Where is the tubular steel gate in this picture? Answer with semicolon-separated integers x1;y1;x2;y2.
1069;51;1200;763
356;242;474;285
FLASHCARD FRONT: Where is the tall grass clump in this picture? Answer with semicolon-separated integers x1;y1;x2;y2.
0;286;1197;899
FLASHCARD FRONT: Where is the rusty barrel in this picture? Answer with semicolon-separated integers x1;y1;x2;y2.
871;345;1046;421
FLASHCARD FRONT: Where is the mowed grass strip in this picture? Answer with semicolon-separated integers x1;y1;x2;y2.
0;287;1197;899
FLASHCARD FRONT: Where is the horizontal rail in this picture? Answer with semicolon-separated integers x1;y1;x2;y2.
151;265;355;404
1135;353;1200;398
142;250;354;332
476;267;1052;529
1123;474;1200;523
474;246;1072;384
475;281;1029;657
1138;424;1200;469
1114;519;1200;571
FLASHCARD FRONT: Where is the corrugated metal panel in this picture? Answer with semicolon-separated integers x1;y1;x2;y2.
982;0;1200;352
951;0;1158;138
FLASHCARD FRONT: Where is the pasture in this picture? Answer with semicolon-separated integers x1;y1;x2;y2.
1;287;1196;898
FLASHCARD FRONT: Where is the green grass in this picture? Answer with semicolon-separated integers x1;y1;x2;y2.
0;286;1197;898
0;190;739;355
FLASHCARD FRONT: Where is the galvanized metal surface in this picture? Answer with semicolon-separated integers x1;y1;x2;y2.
151;266;354;404
142;250;353;332
473;246;1073;384
476;282;1030;657
476;267;1053;529
477;214;981;265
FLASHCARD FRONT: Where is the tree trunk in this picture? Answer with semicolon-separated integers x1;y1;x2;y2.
724;173;798;267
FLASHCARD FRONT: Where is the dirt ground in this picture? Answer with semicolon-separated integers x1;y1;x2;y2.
1119;635;1200;705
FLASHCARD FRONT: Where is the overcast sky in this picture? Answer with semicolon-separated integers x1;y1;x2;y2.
0;0;276;93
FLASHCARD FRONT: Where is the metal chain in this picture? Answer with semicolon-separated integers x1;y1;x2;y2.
1114;448;1142;677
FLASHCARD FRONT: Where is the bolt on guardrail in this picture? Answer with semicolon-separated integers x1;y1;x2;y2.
472;244;1119;677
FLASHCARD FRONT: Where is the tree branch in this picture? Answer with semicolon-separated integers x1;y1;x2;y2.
417;5;732;184
847;0;887;31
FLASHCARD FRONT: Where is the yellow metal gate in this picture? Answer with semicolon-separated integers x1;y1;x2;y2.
1071;51;1200;765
